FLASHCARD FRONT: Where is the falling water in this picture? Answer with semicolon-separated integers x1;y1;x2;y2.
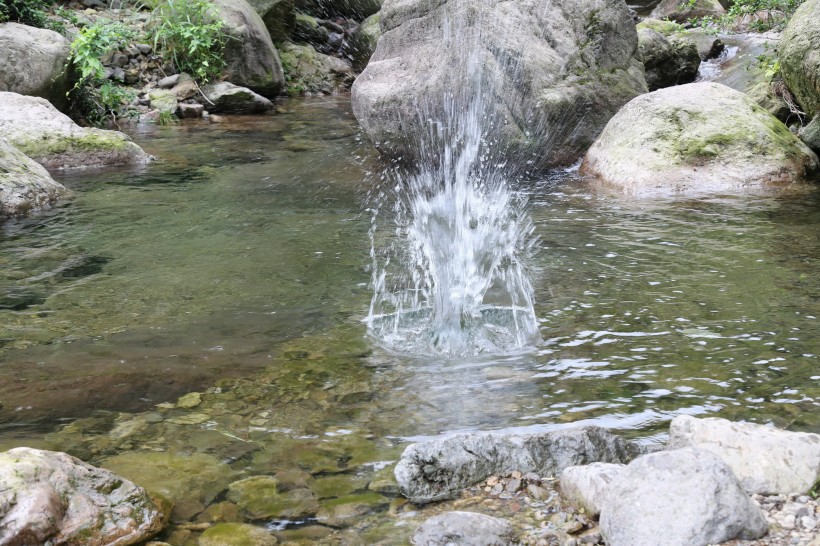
365;13;540;356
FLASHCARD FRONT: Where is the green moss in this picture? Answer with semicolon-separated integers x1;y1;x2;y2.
199;523;277;546
637;18;686;36
16;131;129;159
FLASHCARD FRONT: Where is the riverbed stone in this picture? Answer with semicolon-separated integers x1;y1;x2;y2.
636;19;724;61
581;82;819;196
412;511;517;546
148;89;178;114
102;451;235;521
0;138;67;218
315;493;390;528
279;42;354;96
202;82;274;114
650;0;725;23
227;475;320;519
559;462;624;517
0;23;73;111
199;522;277;546
668;415;820;495
780;0;820;117
214;0;285;98
599;448;768;546
638;28;701;91
352;0;647;170
799;117;820;153
0;447;164;546
0;92;150;170
394;426;645;503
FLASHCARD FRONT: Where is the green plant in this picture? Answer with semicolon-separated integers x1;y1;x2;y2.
147;0;227;83
0;0;57;29
694;0;807;32
155;110;179;125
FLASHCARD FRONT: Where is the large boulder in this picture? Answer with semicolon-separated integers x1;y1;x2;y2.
668;415;820;495
637;18;725;61
0;447;164;546
638;27;701;91
202;81;274;113
412;512;516;546
780;0;820;117
599;448;768;546
581;82;819;196
349;13;381;73
246;0;295;44
0;138;67;218
0;92;150;170
297;0;383;20
0;23;73;111
394;426;646;503
279;42;354;95
214;0;285;98
352;0;647;170
650;0;725;23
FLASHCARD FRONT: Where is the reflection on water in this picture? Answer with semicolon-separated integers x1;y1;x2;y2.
0;96;817;541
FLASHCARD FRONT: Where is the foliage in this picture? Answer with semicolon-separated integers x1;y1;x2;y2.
147;0;227;83
695;0;807;32
156;110;179;125
68;20;137;126
0;0;59;30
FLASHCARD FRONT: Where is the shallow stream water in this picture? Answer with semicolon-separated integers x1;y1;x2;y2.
0;96;818;543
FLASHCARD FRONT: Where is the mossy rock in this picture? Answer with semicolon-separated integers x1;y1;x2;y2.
650;0;725;23
637;17;685;36
315;492;390;528
228;476;320;519
199;523;277;546
0;138;67;218
279;42;354;96
581;82;819;196
780;0;820;117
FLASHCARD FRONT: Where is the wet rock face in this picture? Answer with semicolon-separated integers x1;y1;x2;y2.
352;0;647;170
0;23;73;111
394;426;646;503
581;82;819;197
412;511;516;546
668;415;820;495
0;138;67;218
599;448;768;546
0;447;164;546
638;28;701;91
780;0;820;117
0;92;150;170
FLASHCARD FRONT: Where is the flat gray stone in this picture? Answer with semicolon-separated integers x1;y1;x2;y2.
559;462;624;517
412;511;516;546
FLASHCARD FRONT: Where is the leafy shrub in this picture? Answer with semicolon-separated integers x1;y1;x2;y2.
696;0;807;31
147;0;227;83
0;0;55;29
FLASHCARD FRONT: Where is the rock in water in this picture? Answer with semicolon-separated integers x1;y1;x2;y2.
780;0;820;117
351;0;647;170
0;447;164;545
0;92;150;170
668;415;820;495
202;82;274;114
599;448;768;546
394;426;645;503
412;511;517;546
0;23;73;111
0;138;67;218
581;82;819;196
213;0;285;98
637;28;701;91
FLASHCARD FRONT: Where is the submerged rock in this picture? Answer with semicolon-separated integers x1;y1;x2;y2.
668;415;820;495
228;475;320;520
599;448;768;546
394;426;645;503
0;138;67;218
202;82;274;114
412;511;517;546
581;82;819;196
0;447;164;545
0;23;73;111
780;0;820;117
650;0;725;23
559;462;624;517
214;0;285;98
199;522;277;546
638;28;701;91
352;0;647;170
0;92;150;170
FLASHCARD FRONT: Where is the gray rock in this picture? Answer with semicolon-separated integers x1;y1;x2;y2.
0;447;164;546
668;415;820;495
148;89;179;114
636;18;723;61
349;13;381;73
352;0;647;170
394;426;645;503
214;0;285;98
202;82;273;114
157;74;180;89
0;92;151;170
799;117;820;153
599;448;768;546
581;82;819;196
0;23;73;111
780;0;820;117
246;0;295;44
650;0;725;23
638;28;701;91
279;42;354;96
299;0;383;20
178;102;205;119
559;462;624;517
0;138;67;218
412;511;516;546
292;12;329;45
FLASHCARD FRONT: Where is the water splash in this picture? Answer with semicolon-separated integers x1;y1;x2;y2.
365;15;540;357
